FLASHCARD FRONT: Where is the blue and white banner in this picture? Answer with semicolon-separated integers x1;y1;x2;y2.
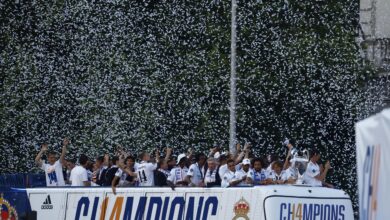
356;108;390;220
25;186;353;220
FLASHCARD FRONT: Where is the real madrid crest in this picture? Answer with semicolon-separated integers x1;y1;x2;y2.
0;193;18;220
232;197;250;220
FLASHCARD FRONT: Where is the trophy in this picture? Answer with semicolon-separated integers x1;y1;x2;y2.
289;148;309;185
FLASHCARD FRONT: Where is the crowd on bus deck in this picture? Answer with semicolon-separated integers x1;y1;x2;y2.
34;138;334;194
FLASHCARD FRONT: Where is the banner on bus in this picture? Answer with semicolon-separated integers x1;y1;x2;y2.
356;108;390;220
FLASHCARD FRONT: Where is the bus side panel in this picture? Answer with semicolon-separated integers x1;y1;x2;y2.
264;196;353;220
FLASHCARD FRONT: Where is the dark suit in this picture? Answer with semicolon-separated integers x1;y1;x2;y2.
96;167;107;186
104;166;119;186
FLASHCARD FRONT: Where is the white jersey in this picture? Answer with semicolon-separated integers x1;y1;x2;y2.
221;170;236;188
218;164;228;179
268;170;288;182
304;161;322;186
135;161;157;186
204;168;218;185
246;168;268;185
234;169;249;186
266;163;273;174
41;160;65;187
187;163;206;186
168;166;189;185
235;164;242;171
87;170;93;182
69;165;88;186
284;167;296;180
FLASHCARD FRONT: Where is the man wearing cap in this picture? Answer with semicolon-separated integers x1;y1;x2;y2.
233;158;251;186
167;153;189;186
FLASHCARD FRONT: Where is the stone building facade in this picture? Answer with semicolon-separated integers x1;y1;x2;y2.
359;0;390;116
359;0;390;75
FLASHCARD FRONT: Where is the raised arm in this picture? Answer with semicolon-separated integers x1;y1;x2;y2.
35;143;48;167
244;149;250;159
155;148;161;163
208;147;217;158
234;144;244;165
236;143;250;164
283;145;293;170
60;138;70;165
103;154;110;167
164;148;172;162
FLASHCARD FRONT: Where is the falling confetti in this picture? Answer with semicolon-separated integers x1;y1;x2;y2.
0;0;389;213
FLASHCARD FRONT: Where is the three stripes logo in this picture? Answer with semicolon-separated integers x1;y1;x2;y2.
41;195;53;209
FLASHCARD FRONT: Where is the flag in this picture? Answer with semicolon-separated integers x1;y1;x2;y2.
356;108;390;220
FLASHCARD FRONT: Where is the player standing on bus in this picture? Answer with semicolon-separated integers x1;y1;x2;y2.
34;138;69;186
135;152;158;186
304;149;331;186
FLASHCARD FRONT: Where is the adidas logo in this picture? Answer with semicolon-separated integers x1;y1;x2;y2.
41;195;53;209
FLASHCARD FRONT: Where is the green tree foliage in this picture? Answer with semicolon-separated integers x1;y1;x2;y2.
0;0;371;211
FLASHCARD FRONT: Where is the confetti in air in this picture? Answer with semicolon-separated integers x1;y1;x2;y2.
1;0;389;213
